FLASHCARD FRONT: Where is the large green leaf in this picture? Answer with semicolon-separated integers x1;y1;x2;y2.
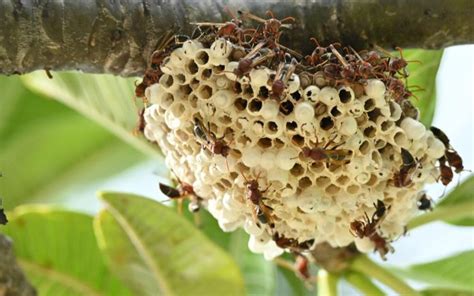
0;205;130;296
393;250;474;292
403;49;443;126
94;192;245;296
421;289;473;296
0;76;146;208
21;71;160;157
181;202;280;295
229;229;276;296
437;175;474;226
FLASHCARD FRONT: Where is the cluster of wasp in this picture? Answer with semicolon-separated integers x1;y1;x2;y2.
135;9;465;274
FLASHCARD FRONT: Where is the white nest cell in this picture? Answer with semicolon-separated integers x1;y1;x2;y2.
142;40;446;259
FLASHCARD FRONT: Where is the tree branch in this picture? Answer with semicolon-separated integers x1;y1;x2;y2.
0;234;37;296
0;0;472;77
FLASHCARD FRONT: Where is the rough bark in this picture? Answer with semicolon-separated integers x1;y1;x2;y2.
0;0;472;77
0;234;36;296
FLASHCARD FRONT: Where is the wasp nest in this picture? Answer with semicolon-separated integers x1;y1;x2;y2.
137;14;461;260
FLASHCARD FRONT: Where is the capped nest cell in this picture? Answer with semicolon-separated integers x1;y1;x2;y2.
137;12;463;260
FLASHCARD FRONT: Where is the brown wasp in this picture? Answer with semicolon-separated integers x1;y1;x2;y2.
192;9;255;44
430;126;464;174
350;200;393;260
299;136;352;166
385;76;412;102
294;255;311;280
159;180;203;214
193;117;231;158
392;148;420;187
270;59;297;100
438;156;454;186
362;50;383;67
445;150;464;174
272;232;314;252
329;44;357;83
241;171;274;228
240;10;295;46
305;38;329;66
374;45;420;78
135;31;180;98
132;107;147;136
349;47;385;80
233;42;275;78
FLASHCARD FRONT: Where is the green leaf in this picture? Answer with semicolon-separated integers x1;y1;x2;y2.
94;192;245;296
21;71;160;157
0;76;146;208
403;49;443;126
421;288;473;296
437;175;474;226
180;200;233;250
393;250;474;293
181;202;277;295
0;205;130;296
275;253;314;296
229;229;275;296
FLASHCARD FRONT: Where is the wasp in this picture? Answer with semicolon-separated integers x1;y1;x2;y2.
239;10;295;46
233;42;275;78
305;38;329;66
438;156;454;186
372;199;390;222
272;232;314;252
135;31;180;98
270;59;297;100
445;150;464;174
241;171;274;228
294;255;311;280
133;107;147;136
417;193;433;211
193;117;231;158
329;44;357;83
430;126;464;174
374;45;421;78
192;9;255;44
299;137;352;166
392;148;420;187
350;200;393;260
385;76;412;102
159;180;203;214
349;47;385;80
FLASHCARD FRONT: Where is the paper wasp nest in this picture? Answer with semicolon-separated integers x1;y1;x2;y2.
140;35;450;260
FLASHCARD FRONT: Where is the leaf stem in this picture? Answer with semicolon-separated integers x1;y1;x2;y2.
407;201;474;230
318;269;339;296
344;271;384;296
351;255;420;296
273;257;295;272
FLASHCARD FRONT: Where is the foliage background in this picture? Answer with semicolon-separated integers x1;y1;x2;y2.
0;45;472;295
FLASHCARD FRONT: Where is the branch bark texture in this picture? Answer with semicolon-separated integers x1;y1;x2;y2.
0;0;472;77
0;234;36;296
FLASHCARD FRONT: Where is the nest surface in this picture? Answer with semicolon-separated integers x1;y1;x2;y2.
138;16;456;260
